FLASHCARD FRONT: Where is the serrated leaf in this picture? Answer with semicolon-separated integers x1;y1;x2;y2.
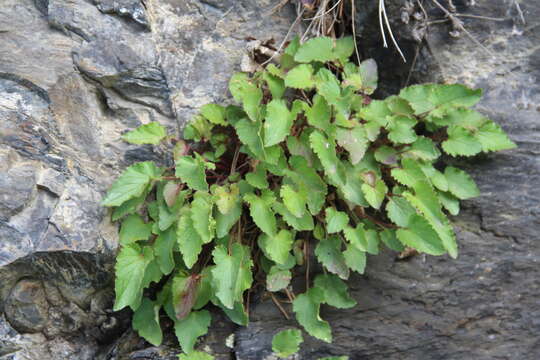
325;207;349;233
315;236;349;280
396;215;446;255
234;118;266;161
387;115;417;144
285;64;314;89
174;310;211;354
305;94;333;134
263;71;286;99
399;84;482;115
229;73;262;121
386;196;416;227
273;202;315;231
343;243;366;274
212;184;240;215
287;133;316;166
211;244;253;309
212;298;249;326
380;228;405;252
442;126;482;156
314;274;356;309
438;191;460;215
103;162;162;207
173;273;203;320
184;115;213;141
258;229;294;265
361;179;387;210
310;130;346;186
419;163;448;192
175;155;208;192
281;185;307;218
122;122;167;145
133;298;162;346
114;244;154;311
264;99;294;147
287;156;327;215
404;137;441;161
292;287;332;342
154;226;176;275
245;165;269;189
193;267;213;310
200;104;226;125
294;37;334;63
358;100;391;125
403;182;457;258
333;36;355;62
315;68;341;106
267;266;292;292
191;191;215;243
177;207;204;269
475;121;516;152
215;202;242;238
444;166;480;200
343;225;379;255
272;329;303;358
374;145;398;165
178;351;215;360
244;192;277;236
336;126;369;164
119;214;153;245
391;158;427;189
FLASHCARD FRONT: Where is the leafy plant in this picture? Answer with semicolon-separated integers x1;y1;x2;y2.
103;35;515;358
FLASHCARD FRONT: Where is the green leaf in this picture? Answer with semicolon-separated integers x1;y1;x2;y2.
343;225;379;255
284;64;315;89
194;267;213;310
325;207;349;233
244;192;277;236
177;207;204;269
264;99;295;147
287;133;316;166
358;58;378;94
114;244;154;311
154;226;176;275
386;196;416;227
234;118;266;161
319;356;349;360
315;236;349;280
281;185;307;218
212;184;240;215
386;115;417;144
380;229;405;252
310;130;345;186
174;310;211;354
391;158;427;190
178;351;215;360
444;166;480;200
361;179;387;210
266;266;292;292
293;287;332;342
132;298;162;346
442;126;482;157
228;73;262;121
343;243;366;274
263;71;286;99
475;121;516;152
103;162;162;207
273;202;315;231
287;156;327;214
403;137;441;161
419;163;448;192
403;182;457;258
119;214;153;245
211;244;253;309
305;95;333;134
258;230;294;265
315;68;341;106
294;37;334;63
200;104;226;125
399;84;482;115
175;155;208;192
215;202;242;238
396;215;446;255
191;191;215;243
333;36;355;62
314;274;356;309
358;100;391;125
336;126;369;164
184;115;213;141
111;190;148;221
122;122;167;145
272;329;303;358
245;165;269;189
438;191;460;216
212;298;249;326
374;145;398;165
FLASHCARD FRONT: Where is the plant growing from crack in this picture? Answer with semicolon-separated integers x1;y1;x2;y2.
102;36;515;359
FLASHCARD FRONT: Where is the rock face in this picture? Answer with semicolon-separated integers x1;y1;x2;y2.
0;0;538;360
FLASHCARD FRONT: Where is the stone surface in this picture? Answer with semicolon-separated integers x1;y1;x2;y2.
1;0;539;359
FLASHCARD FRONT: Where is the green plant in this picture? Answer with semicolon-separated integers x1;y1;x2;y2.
102;36;515;358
